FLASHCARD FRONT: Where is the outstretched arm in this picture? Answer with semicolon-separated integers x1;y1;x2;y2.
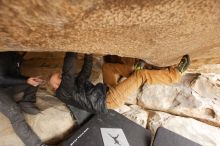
77;54;93;85
56;52;78;96
62;52;77;77
0;75;27;86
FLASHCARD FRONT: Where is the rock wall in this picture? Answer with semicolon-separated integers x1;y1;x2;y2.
139;73;220;127
0;0;220;67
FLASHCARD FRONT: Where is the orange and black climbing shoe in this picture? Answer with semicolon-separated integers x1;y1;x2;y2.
176;54;190;73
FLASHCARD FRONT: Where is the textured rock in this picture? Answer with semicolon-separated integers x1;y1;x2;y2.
0;90;75;146
21;52;104;83
0;0;220;67
139;73;220;127
114;105;148;128
114;105;131;114
122;105;148;128
148;111;220;146
194;64;220;74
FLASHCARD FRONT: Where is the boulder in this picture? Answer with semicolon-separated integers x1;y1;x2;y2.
0;0;220;67
114;105;132;114
138;73;220;127
122;105;149;128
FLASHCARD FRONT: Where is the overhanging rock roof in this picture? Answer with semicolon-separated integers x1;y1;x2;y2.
0;0;220;66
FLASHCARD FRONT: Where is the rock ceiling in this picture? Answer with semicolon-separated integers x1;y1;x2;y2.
0;0;220;66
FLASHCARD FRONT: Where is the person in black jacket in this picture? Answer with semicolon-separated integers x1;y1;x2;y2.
55;53;107;112
49;52;107;124
0;52;47;146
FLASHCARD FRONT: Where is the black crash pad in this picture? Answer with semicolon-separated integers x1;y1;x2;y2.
60;110;151;146
152;127;202;146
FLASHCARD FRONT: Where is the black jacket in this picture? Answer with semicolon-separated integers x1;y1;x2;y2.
56;52;107;113
0;52;28;88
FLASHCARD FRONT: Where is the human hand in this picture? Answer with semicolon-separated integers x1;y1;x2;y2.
49;73;61;90
27;76;44;87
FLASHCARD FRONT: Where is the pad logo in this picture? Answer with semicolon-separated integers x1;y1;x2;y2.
101;128;130;146
108;133;121;145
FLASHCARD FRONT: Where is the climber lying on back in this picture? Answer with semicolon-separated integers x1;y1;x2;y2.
49;52;190;113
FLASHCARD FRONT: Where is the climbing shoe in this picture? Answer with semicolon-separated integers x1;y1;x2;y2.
134;59;146;70
176;54;190;73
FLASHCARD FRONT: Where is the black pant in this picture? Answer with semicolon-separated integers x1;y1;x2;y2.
8;84;38;102
0;84;42;146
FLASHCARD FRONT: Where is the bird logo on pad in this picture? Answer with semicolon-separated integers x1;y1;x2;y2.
101;128;130;146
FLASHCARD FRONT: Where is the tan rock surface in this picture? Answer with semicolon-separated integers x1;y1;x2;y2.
192;64;220;74
122;105;148;128
139;73;220;127
148;111;220;146
114;105;131;114
0;0;220;67
0;90;75;146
